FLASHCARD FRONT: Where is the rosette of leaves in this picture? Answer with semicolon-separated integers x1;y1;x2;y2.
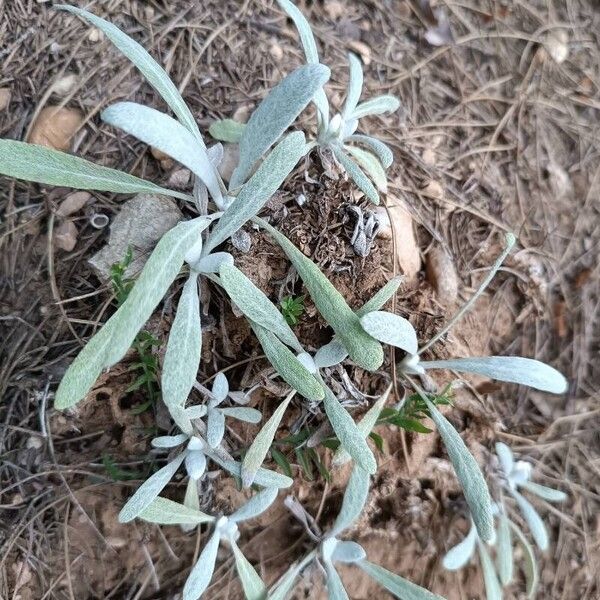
136;487;279;600
267;466;445;600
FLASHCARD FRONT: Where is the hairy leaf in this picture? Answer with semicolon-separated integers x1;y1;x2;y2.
521;481;567;503
356;276;403;316
208;455;293;489
205;132;306;253
209;118;246;143
56;218;210;409
231;65;330;187
477;541;502;600
342;53;363;120
510;521;539;598
332;145;379;204
497;512;513;585
266;560;305;600
359;311;418;354
495;441;514;476
314;339;348;368
442;525;477;570
58;5;201;140
192;252;234;274
351;95;400;120
345;146;387;192
510;489;548;551
220;407;262;423
102;102;223;203
151;434;189;448
324;561;350;600
183;530;220;600
231;539;267;600
258;219;383;371
421;356;568;394
329;465;371;536
346;135;393;169
230;487;279;523
0;140;190;200
206;409;226;448
331;541;366;564
138;497;213;525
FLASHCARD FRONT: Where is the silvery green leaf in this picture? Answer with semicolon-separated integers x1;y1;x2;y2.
206;409;226;449
495;442;514;476
351;95;400;120
477;541;502;600
184;477;200;511
346;135;393;169
58;5;201;140
509;521;538;598
329;465;370;536
497;511;513;585
162;273;201;409
342;53;363;120
314;339;349;368
209;455;293;489
266;561;304;600
332;541;366;564
423;399;494;541
344;145;387;192
152;434;189;448
275;0;329;125
205;132;306;253
442;525;477;570
230;539;267;600
102;102;223;203
183;529;220;600
231;65;330;187
119;453;186;522
323;388;377;475
0;140;190;200
341;117;358;138
296;352;317;373
359;311;418;354
324;561;350;600
332;384;391;466
185;449;207;480
358;561;445;600
220;264;302;352
220;407;262;423
186;406;208;419
242;394;294;487
137;496;213;525
212;372;229;402
169;405;195;436
230;487;279;523
510;489;548;550
421;356;568;394
522;481;568;502
56;218;209;409
251;323;324;402
356;276;403;317
332;145;379;204
192;252;234;274
258;219;383;371
187;436;205;451
209;118;246;143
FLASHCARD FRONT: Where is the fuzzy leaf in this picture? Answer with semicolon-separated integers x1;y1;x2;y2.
495;442;514;476
58;5;201;140
231;65;330;187
344;145;387;192
342;53;363;120
162;273;201;410
258;219;383;371
333;384;391;466
346;135;393;169
183;530;220;600
358;561;445;600
205;132;306;253
331;541;366;564
510;489;548;550
192;252;234;274
509;521;539;598
477;541;502;600
332;145;379;204
119;453;186;523
206;409;226;449
0;140;190;200
329;465;370;536
230;487;279;523
231;539;267;600
56;218;210;410
351;95;400;120
323;389;377;475
356;276;403;316
220;407;262;423
497;512;513;585
185;449;207;480
423;399;494;541
442;525;477;570
242;394;294;487
359;311;418;354
137;497;213;525
151;434;189;448
324;562;350;600
521;481;568;502
209;455;293;489
209;118;246;143
267;561;303;600
251;323;324;402
220;264;302;351
314;339;348;368
421;356;568;394
212;372;229;402
102;102;222;203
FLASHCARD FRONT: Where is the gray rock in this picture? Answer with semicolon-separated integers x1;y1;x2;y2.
88;194;183;281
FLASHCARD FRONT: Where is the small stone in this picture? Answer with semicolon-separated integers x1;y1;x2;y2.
422;148;436;166
28;106;83;151
0;88;11;111
26;436;43;450
324;1;344;19
88;28;104;42
426;246;458;305
52;73;78;96
347;40;371;65
57;191;91;217
232;104;253;123
168;168;191;189
545;30;569;64
269;42;284;61
54;220;78;251
151;146;170;161
423;180;444;200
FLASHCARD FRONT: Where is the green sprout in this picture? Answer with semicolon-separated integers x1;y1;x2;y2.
280;294;306;326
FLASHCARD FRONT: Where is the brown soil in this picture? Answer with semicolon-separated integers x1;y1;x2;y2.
1;1;599;599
